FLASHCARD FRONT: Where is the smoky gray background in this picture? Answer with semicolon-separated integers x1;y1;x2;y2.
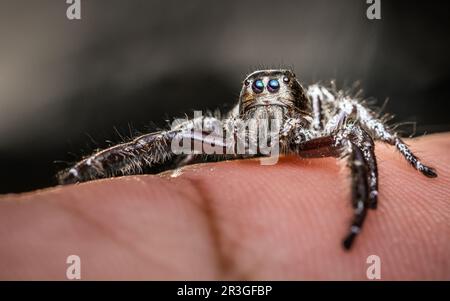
1;0;449;193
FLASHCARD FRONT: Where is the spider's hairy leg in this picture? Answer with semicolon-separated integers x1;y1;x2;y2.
57;130;179;185
326;95;436;208
335;124;376;249
392;137;437;177
293;124;375;249
280;117;315;151
307;85;324;130
342;120;378;210
306;84;336;131
355;102;438;178
362;133;378;209
57;115;233;184
306;90;380;209
341;138;370;250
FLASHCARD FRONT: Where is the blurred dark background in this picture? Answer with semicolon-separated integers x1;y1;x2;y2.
1;0;449;193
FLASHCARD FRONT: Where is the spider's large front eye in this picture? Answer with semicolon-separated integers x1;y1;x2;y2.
252;79;264;94
267;79;280;92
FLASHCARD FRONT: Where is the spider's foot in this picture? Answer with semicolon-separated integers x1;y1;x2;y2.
420;165;438;178
342;226;361;250
342;232;356;250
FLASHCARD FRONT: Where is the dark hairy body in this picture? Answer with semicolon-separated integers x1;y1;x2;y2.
58;69;438;250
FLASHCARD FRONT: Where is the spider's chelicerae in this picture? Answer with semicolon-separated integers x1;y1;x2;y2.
58;69;438;250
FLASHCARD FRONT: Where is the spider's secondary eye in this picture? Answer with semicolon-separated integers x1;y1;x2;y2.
267;79;280;92
282;76;290;83
252;79;264;93
244;79;250;86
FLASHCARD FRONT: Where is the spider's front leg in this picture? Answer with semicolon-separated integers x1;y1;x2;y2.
57;117;228;185
293;124;376;249
58;130;179;184
336;125;377;249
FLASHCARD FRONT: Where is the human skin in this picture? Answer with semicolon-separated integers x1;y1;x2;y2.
0;133;449;280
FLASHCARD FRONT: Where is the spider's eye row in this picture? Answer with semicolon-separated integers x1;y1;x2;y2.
252;79;264;93
250;78;284;93
267;79;280;92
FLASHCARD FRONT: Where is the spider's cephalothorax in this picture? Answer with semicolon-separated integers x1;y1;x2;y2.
58;69;437;250
238;69;310;118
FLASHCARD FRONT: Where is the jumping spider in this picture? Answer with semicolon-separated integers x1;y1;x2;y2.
58;69;438;250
